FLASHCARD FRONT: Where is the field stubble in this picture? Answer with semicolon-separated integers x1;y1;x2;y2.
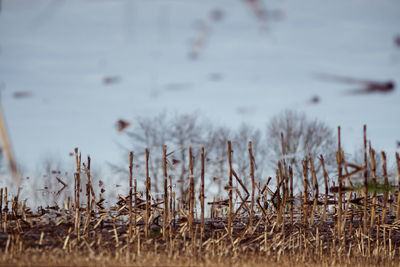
1;126;400;266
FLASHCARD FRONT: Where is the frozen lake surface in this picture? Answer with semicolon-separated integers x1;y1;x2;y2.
0;0;399;176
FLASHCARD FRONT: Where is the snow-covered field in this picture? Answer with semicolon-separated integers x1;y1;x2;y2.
0;0;399;176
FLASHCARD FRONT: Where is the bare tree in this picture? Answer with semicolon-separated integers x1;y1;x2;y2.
124;113;170;192
32;155;74;206
266;110;336;185
205;125;231;194
231;123;266;187
120;113;268;200
123;112;210;194
167;113;211;197
31;154;104;207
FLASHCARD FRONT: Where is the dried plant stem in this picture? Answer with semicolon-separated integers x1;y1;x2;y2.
86;156;91;212
283;163;288;205
319;155;329;222
0;188;2;232
172;180;176;224
137;228;141;256
145;148;150;238
0;103;21;184
162;146;168;240
370;147;377;227
310;157;318;224
396;152;400;220
129;152;133;239
82;157;92;235
281;133;289;202
169;175;173;226
276;167;281;199
188;147;194;237
248;141;255;228
288;167;293;225
337;126;343;237
278;161;284;223
302;159;309;225
227;141;233;236
134;178;137;234
74;148;81;237
342;160;352;234
3;187;7;232
363;125;368;234
381;151;388;223
200;147;205;241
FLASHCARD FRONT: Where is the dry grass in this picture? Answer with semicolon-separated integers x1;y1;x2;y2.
1;126;400;266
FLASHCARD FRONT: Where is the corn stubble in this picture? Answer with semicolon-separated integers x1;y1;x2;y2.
1;127;400;267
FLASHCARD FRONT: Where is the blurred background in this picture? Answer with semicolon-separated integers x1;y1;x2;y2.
0;0;399;204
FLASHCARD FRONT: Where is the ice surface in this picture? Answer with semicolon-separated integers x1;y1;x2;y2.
0;0;399;172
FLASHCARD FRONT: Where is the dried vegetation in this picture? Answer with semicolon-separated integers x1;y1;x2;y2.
1;126;400;266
